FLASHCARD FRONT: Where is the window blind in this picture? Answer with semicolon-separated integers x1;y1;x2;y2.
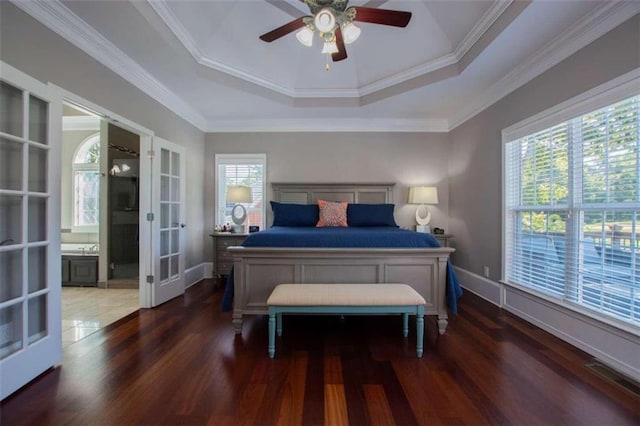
505;95;639;326
215;154;266;229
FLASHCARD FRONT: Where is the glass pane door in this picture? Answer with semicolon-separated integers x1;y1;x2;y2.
0;69;61;399
152;138;185;306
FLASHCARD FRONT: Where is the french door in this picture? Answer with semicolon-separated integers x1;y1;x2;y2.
0;63;61;399
150;137;185;306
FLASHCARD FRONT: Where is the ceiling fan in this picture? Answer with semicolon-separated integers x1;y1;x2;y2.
259;0;411;64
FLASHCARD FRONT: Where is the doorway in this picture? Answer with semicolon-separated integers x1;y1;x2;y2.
60;102;140;346
106;123;140;288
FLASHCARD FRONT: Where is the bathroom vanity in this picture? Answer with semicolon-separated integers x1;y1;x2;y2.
61;244;98;286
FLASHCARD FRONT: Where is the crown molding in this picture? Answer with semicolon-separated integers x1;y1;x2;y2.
13;0;635;134
62;116;100;131
11;0;207;131
452;0;513;60
149;0;509;99
149;0;301;98
448;1;640;130
146;0;203;64
203;117;448;133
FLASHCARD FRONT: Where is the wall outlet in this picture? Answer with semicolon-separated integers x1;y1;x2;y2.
483;266;490;278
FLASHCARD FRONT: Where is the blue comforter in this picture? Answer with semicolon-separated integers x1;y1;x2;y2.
221;227;462;313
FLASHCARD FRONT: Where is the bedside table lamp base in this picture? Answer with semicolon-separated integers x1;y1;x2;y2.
416;225;431;234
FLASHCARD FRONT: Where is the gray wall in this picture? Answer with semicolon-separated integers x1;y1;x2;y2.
448;14;640;280
0;2;206;269
204;132;450;260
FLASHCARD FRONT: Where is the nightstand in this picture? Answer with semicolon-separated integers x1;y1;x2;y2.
433;234;453;247
210;233;248;280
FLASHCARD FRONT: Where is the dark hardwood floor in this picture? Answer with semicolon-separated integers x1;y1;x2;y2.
2;279;638;425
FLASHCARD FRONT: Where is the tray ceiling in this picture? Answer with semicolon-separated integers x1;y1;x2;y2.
11;0;640;131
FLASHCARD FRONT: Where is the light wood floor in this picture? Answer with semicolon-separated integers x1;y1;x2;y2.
62;287;138;347
3;280;638;425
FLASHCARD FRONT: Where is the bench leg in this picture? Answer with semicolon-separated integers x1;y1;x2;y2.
277;312;283;336
402;313;409;337
416;306;425;358
268;310;276;359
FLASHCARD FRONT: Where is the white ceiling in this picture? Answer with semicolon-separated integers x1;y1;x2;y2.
14;0;640;132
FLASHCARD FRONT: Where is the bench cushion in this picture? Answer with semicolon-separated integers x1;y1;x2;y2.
267;284;426;307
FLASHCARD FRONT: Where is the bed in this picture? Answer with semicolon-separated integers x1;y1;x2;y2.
223;183;460;335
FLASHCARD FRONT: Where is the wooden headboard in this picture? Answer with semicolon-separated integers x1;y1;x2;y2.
271;182;394;204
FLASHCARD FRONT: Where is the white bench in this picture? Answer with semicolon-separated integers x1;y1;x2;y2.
266;283;426;358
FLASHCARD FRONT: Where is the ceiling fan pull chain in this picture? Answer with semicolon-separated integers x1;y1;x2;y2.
325;55;330;71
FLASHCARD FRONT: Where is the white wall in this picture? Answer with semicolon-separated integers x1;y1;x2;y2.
0;2;206;268
204;132;450;260
448;15;640;380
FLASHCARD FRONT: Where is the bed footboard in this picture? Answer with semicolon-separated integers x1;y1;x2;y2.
228;247;454;335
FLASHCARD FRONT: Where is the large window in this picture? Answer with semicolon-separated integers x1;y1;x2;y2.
504;92;639;327
72;134;100;230
215;154;266;230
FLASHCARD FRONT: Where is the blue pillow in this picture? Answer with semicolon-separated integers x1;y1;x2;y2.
347;204;398;227
270;201;319;227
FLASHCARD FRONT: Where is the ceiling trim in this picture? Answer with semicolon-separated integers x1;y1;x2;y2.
203;117;448;133
11;0;208;131
12;0;639;134
452;0;512;61
448;1;640;131
148;0;299;98
149;0;512;99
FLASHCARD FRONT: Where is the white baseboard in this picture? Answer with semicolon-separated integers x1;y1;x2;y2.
203;262;213;279
455;266;640;382
184;262;214;289
184;264;204;289
454;266;502;306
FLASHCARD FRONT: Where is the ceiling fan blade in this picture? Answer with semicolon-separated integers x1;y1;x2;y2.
352;6;411;27
332;27;347;62
259;17;306;42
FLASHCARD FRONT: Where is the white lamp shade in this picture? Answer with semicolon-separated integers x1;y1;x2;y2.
408;186;438;204
342;23;361;44
322;40;338;54
226;186;252;203
296;27;314;47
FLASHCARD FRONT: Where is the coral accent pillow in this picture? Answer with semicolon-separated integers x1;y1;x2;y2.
316;200;348;227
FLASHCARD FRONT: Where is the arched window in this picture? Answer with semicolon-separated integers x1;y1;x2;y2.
73;134;100;229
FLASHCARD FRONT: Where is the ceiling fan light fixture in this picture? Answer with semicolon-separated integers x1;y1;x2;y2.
321;40;339;54
314;8;336;33
342;22;361;44
295;27;314;47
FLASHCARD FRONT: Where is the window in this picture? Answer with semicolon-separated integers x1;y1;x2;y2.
72;134;100;230
215;154;266;230
504;92;639;327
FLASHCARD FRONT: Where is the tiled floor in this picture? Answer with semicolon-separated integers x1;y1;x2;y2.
62;287;139;348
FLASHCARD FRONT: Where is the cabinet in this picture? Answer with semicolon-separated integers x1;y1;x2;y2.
210;233;248;279
62;255;98;286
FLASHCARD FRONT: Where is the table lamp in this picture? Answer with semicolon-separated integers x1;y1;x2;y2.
226;186;252;232
408;186;438;233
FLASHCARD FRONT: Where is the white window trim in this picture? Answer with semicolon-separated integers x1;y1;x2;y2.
503;68;640;143
501;69;640;334
71;133;100;233
214;153;267;230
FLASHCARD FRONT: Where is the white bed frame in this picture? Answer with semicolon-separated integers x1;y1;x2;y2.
228;183;454;335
